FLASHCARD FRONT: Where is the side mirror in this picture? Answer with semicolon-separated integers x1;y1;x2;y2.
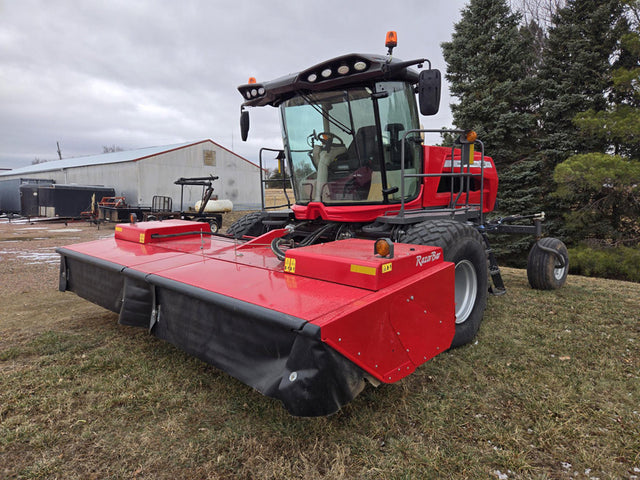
418;69;441;116
240;109;250;141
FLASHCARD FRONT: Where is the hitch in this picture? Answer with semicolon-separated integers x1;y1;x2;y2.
488;213;545;237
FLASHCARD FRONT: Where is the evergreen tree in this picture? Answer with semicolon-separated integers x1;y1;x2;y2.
552;0;640;250
442;0;538;170
553;153;640;245
442;0;544;263
515;0;630;252
537;0;628;175
572;0;640;159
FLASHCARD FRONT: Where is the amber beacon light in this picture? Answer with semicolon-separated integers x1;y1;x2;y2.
385;31;397;48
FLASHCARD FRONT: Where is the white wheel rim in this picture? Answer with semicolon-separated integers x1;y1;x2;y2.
455;260;477;325
554;262;566;280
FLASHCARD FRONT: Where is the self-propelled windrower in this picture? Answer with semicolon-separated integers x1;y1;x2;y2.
58;32;568;416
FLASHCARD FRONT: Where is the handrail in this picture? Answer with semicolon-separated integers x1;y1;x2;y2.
399;128;486;224
259;147;292;210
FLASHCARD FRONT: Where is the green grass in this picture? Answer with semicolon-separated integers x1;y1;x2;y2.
1;269;639;479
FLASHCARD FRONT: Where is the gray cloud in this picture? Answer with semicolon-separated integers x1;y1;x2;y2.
0;0;466;169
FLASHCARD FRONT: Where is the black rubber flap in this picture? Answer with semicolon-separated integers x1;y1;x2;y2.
57;251;366;416
148;276;366;416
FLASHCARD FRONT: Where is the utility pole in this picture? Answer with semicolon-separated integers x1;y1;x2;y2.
57;141;62;160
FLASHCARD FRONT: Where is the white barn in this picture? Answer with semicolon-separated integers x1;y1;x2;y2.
0;140;262;211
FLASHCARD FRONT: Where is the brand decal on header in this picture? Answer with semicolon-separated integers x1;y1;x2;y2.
416;251;441;267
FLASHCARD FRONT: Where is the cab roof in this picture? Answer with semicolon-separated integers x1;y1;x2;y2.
238;53;423;108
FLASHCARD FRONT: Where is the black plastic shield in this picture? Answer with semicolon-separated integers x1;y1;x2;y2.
57;249;366;416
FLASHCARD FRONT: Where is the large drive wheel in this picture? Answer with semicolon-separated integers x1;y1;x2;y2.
401;220;488;348
226;212;268;238
527;237;569;290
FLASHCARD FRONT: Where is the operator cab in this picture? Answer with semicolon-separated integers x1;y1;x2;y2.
239;32;441;211
281;81;422;205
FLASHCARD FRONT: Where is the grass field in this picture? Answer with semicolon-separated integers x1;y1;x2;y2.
1;219;639;479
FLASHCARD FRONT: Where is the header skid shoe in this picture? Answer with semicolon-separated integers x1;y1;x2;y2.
57;221;455;416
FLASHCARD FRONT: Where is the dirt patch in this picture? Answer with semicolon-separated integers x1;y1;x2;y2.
0;220;111;297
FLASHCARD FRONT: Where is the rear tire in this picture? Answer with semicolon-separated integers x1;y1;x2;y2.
527;237;568;290
226;212;268;238
401;220;488;348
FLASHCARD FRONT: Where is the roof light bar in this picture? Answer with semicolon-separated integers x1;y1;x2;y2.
301;57;370;85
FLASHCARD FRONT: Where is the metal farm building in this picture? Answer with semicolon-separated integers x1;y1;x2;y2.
0;140;262;213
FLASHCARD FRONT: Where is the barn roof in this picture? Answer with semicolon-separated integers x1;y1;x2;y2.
0;140;257;177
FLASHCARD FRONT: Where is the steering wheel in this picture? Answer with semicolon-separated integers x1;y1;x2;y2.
316;131;345;151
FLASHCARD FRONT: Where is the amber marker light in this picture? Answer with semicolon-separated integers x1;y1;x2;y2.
248;77;257;84
374;238;394;258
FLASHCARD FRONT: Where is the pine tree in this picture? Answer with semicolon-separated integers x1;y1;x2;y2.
442;0;539;170
537;0;628;175
514;0;631;252
552;0;640;249
442;0;545;263
572;0;640;159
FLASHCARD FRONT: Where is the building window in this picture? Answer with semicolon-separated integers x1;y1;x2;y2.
203;150;216;166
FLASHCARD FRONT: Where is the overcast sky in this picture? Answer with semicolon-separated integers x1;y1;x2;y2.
0;0;468;169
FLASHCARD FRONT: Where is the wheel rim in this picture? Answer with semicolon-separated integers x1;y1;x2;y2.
553;261;566;281
455;260;477;324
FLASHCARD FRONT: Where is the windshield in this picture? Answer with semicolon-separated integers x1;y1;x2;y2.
280;81;422;205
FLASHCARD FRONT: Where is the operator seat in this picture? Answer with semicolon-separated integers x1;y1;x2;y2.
329;125;380;179
350;125;381;169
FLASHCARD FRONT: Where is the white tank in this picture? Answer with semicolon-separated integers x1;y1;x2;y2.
194;199;234;213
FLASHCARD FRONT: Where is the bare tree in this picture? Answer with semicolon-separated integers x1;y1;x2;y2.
510;0;566;30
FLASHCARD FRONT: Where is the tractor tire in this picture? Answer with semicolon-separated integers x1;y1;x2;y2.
527;237;569;290
401;220;488;348
226;211;268;238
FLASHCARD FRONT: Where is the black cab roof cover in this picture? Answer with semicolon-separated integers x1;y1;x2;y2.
238;53;424;108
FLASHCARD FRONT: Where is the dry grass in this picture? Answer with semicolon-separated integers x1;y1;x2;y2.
0;217;639;479
263;189;294;209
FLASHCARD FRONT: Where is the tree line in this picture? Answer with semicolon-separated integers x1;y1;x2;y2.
442;0;640;281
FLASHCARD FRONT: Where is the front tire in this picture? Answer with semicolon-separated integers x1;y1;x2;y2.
401;220;488;348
